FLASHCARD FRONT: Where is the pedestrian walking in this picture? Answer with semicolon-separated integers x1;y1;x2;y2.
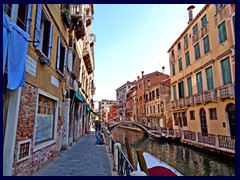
95;120;101;135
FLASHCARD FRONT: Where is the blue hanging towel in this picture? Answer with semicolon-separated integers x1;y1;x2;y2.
3;14;12;75
7;17;30;90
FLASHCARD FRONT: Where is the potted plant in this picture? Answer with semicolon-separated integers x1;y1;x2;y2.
61;8;71;28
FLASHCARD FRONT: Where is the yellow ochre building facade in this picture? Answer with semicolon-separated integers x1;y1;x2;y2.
168;4;235;138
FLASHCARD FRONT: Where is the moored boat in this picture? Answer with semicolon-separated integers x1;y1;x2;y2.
137;151;183;176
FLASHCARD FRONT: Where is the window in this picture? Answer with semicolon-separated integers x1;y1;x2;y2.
184;34;188;44
201;14;207;27
190;111;195;120
205;66;214;90
182;112;187;126
3;4;32;34
185;51;190;67
56;37;68;75
196;72;203;93
171;49;174;57
216;4;224;13
218;21;227;44
174;113;179;125
194;43;201;60
153;105;155;114
172;64;175;76
178;58;182;71
34;4;53;60
158;104;160;113
173;85;177;100
209;108;217;120
152;90;155;99
178;81;184;98
35;94;56;145
187;77;193;96
178;42;181;50
156;88;159;97
203;35;210;54
145;94;148;101
193;24;198;35
221;57;232;85
149;92;151;100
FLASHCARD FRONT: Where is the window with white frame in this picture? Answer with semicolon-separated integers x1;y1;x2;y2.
56;37;68;75
35;94;56;145
34;4;53;60
3;4;32;34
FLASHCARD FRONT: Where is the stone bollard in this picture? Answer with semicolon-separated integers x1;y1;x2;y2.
113;143;121;171
130;170;147;176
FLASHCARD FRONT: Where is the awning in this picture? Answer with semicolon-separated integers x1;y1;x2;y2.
86;106;91;112
74;92;84;102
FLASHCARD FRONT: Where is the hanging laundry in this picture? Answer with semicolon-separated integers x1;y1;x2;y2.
3;14;30;90
3;15;12;75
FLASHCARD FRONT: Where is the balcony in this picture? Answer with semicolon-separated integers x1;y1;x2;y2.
171;101;178;109
85;6;92;27
218;84;235;99
194;93;203;105
83;42;93;74
192;31;199;44
178;98;185;107
185;96;193;106
203;90;216;103
201;24;208;38
184;42;188;52
74;20;85;40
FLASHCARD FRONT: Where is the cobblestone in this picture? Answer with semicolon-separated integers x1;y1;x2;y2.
34;131;113;176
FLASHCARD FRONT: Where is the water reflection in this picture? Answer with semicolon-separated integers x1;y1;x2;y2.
112;127;235;176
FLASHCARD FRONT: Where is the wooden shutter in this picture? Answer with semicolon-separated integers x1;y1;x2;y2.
34;4;42;47
48;23;54;60
63;48;68;75
25;4;32;34
56;37;60;70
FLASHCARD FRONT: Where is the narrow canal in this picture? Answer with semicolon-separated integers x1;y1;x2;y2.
111;127;235;176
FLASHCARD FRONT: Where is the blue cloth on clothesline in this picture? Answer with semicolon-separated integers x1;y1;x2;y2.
3;14;30;90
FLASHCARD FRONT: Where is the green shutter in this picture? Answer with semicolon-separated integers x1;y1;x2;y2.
203;35;210;54
221;57;232;85
26;4;33;34
197;72;203;93
187;77;193;96
206;67;214;90
48;23;53;60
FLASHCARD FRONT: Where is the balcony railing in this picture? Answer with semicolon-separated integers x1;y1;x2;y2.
184;42;188;51
192;31;199;44
218;84;235;99
178;98;185;107
185;96;193;106
194;93;203;104
203;90;216;103
201;24;208;38
171;101;178;109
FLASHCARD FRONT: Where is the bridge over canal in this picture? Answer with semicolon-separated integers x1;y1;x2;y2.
106;121;170;139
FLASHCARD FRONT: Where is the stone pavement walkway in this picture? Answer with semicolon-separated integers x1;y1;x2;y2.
34;130;114;176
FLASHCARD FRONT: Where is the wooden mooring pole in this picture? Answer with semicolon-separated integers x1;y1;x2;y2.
125;137;134;167
137;149;149;176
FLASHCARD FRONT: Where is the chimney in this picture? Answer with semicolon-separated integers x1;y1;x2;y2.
137;76;140;81
141;71;144;78
187;5;195;24
162;66;165;74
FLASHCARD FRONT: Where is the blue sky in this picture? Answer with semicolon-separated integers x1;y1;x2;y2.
92;4;205;102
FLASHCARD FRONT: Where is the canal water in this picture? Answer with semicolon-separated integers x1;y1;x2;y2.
111;127;235;176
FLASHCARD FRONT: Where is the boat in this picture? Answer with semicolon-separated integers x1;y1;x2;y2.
137;151;183;176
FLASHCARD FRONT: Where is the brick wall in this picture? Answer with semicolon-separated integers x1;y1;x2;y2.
13;83;62;176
